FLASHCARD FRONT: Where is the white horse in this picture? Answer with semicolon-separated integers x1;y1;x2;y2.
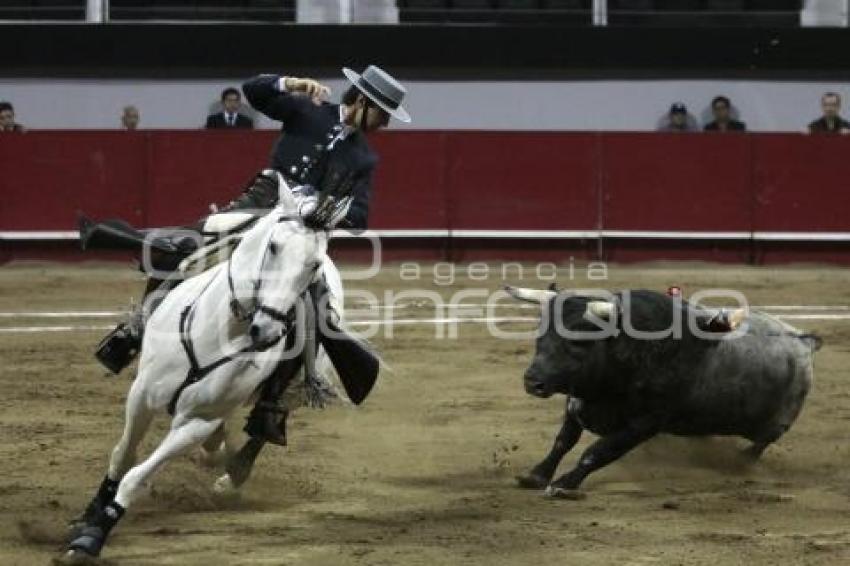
60;180;341;562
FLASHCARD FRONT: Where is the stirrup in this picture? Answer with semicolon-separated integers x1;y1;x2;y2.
94;323;141;375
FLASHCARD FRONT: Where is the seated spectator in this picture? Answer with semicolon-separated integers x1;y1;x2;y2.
658;102;698;132
206;87;253;129
704;96;746;132
808;92;850;134
121;105;140;130
0;101;24;132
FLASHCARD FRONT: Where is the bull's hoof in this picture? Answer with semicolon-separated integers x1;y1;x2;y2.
544;485;587;500
515;473;550;490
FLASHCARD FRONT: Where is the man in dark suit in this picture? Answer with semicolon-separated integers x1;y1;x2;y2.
0;101;24;132
232;67;410;443
228;66;410;229
808;92;850;134
704;96;746;132
205;87;254;129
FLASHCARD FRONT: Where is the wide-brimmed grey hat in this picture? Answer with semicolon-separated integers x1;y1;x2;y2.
342;65;411;123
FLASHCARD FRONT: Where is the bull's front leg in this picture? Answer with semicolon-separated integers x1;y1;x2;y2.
546;417;658;498
517;399;583;490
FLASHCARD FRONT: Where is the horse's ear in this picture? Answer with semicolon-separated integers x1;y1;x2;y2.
548;282;559;292
275;173;298;213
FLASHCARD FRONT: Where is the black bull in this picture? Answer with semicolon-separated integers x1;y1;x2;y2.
508;288;821;497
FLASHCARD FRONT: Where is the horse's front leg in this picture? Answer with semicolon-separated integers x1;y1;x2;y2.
61;415;223;561
68;381;154;538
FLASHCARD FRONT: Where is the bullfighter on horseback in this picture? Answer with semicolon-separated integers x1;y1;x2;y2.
89;65;411;442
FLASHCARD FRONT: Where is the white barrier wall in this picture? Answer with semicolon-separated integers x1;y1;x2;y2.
0;78;847;131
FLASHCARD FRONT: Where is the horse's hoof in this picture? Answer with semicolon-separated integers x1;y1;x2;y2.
213;474;236;495
544;485;587;500
515;474;549;490
65;520;86;544
65;526;105;560
52;548;102;566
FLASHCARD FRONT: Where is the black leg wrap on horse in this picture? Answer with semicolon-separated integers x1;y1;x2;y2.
67;501;125;557
244;379;290;446
82;476;119;521
68;475;120;543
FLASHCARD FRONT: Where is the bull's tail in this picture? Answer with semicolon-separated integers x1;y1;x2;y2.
798;333;823;352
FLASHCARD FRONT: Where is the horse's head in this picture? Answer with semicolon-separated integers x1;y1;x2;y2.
227;202;327;347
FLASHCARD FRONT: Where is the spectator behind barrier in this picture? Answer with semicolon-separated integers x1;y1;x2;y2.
0;101;24;132
658;102;698;132
205;87;254;129
703;96;746;132
808;92;850;134
121;105;140;130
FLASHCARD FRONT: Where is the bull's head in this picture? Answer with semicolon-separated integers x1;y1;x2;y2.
504;286;617;399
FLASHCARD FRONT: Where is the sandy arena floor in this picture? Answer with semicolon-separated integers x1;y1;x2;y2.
1;261;849;565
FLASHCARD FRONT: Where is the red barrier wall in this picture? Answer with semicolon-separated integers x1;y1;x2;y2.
1;131;848;263
603;133;754;232
1;132;149;230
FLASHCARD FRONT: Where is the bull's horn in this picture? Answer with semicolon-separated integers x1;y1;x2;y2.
502;285;556;304
584;301;615;320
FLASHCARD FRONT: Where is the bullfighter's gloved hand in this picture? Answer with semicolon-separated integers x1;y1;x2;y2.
291;184;318;218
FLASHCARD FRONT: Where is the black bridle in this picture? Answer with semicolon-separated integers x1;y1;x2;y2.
168;212;306;414
226;213;301;325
